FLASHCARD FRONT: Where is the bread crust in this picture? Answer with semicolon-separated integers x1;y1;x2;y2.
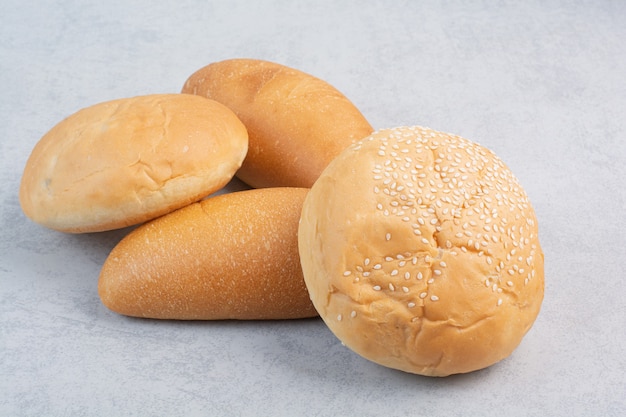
298;126;544;376
19;94;248;233
182;58;374;188
98;187;318;320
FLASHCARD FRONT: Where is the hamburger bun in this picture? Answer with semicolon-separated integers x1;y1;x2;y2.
19;94;248;233
181;58;374;188
98;187;317;320
298;125;544;376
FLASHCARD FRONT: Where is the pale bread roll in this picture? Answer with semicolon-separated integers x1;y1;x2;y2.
19;94;248;233
181;58;374;188
298;126;544;376
98;187;317;320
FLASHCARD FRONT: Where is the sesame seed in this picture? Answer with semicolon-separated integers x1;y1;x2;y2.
391;269;399;276
408;302;416;308
343;271;352;276
337;314;343;321
386;233;392;241
419;292;427;299
402;286;409;293
373;285;381;291
389;283;395;291
430;295;440;301
351;310;357;318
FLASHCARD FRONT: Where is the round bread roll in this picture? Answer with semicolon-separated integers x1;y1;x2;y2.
181;58;374;188
19;94;248;233
98;187;317;320
298;126;544;376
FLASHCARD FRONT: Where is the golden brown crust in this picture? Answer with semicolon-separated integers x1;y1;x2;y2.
181;58;374;188
298;126;544;376
19;94;248;233
98;187;318;320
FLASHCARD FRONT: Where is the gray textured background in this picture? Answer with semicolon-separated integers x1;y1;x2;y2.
1;1;625;416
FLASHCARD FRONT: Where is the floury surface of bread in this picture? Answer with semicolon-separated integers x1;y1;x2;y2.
19;94;248;233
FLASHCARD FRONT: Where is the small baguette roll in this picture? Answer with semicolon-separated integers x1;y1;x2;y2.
98;187;317;320
19;94;248;233
181;58;374;188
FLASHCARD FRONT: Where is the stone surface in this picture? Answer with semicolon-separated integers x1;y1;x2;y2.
1;1;625;416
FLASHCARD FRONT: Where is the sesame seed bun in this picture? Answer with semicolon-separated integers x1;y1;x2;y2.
298;126;544;376
181;58;374;188
19;94;248;233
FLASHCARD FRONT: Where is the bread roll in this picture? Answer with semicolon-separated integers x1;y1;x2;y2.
98;187;317;320
298;126;544;376
19;94;248;233
181;58;374;188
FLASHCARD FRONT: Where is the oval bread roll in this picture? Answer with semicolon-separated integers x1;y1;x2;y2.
19;94;248;233
298;126;544;376
181;58;374;188
98;187;317;320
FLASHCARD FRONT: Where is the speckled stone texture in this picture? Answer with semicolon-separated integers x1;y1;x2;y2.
1;1;625;416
